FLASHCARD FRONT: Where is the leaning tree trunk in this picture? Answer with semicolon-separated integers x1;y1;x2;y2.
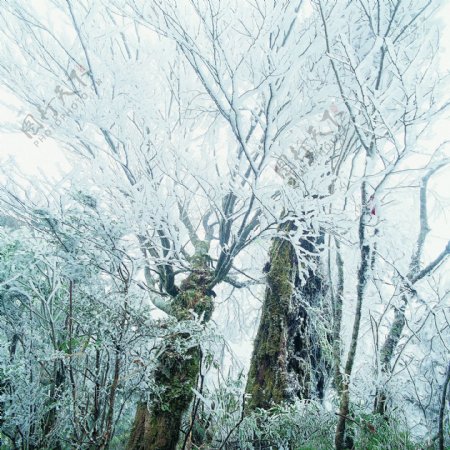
374;292;408;415
374;167;450;416
246;223;327;410
127;264;214;450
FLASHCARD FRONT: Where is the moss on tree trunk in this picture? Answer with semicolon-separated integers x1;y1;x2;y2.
127;345;201;450
246;225;327;410
246;237;295;409
127;254;214;450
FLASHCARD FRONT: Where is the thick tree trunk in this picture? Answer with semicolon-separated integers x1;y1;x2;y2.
245;236;295;410
127;267;214;450
127;346;201;450
246;224;327;410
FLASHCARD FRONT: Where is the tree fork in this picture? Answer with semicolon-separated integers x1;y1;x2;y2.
127;244;214;450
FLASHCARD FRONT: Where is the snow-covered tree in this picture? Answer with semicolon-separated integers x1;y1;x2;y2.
0;0;449;449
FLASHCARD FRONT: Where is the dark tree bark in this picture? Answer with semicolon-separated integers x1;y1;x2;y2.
438;362;450;450
335;181;371;450
127;345;202;450
246;222;328;410
41;360;65;450
127;252;214;450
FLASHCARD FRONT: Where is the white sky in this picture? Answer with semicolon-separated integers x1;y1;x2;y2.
0;3;449;257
